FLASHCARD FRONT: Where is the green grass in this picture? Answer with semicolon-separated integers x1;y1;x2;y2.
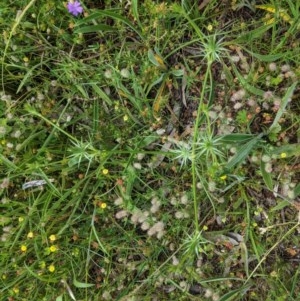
1;0;300;300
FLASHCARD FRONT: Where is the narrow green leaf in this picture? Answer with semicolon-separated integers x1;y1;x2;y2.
242;48;285;62
294;184;300;197
268;81;298;133
260;160;273;190
146;74;165;95
0;153;18;171
226;133;264;170
24;263;57;283
271;200;290;211
221;62;234;85
92;98;100;133
270;143;300;158
17;62;43;93
219;285;250;301
220;134;256;144
89;83;112;106
234;24;272;43
74;24;116;34
171;69;184;77
73;278;94;288
231;64;265;96
139;135;159;148
75;11;145;41
131;0;142;29
148;49;160;67
75;84;89;99
240;242;249;277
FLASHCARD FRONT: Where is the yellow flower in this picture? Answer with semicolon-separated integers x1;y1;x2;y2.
202;225;208;231
207;24;213;31
49;234;57;242
20;245;27;252
123;115;128;122
280;152;287;158
18;217;24;222
48;264;55;273
220;175;227;180
13;287;19;294
100;202;107;209
27;231;34;239
49;245;58;252
102;168;109;175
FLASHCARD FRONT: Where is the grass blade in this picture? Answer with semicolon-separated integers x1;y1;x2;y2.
260;159;273;190
74;24;117;34
231;64;265;96
75;11;145;41
226;133;264;170
268;81;298;133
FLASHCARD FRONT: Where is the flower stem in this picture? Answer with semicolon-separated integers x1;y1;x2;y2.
191;63;212;232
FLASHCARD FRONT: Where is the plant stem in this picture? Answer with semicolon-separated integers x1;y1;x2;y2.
191;63;212;232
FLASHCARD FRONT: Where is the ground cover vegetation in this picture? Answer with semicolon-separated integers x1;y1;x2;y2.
0;0;300;300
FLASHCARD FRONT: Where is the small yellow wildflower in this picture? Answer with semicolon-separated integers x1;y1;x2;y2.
27;231;34;239
18;217;24;222
280;152;287;158
207;24;213;31
49;245;58;252
48;264;55;273
102;168;109;175
13;287;19;294
100;202;107;209
202;225;208;231
220;175;227;180
49;234;57;242
123;115;128;122
23;57;29;62
2;274;7;280
20;245;27;252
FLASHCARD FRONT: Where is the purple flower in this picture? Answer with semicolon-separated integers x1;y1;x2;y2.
67;1;83;16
